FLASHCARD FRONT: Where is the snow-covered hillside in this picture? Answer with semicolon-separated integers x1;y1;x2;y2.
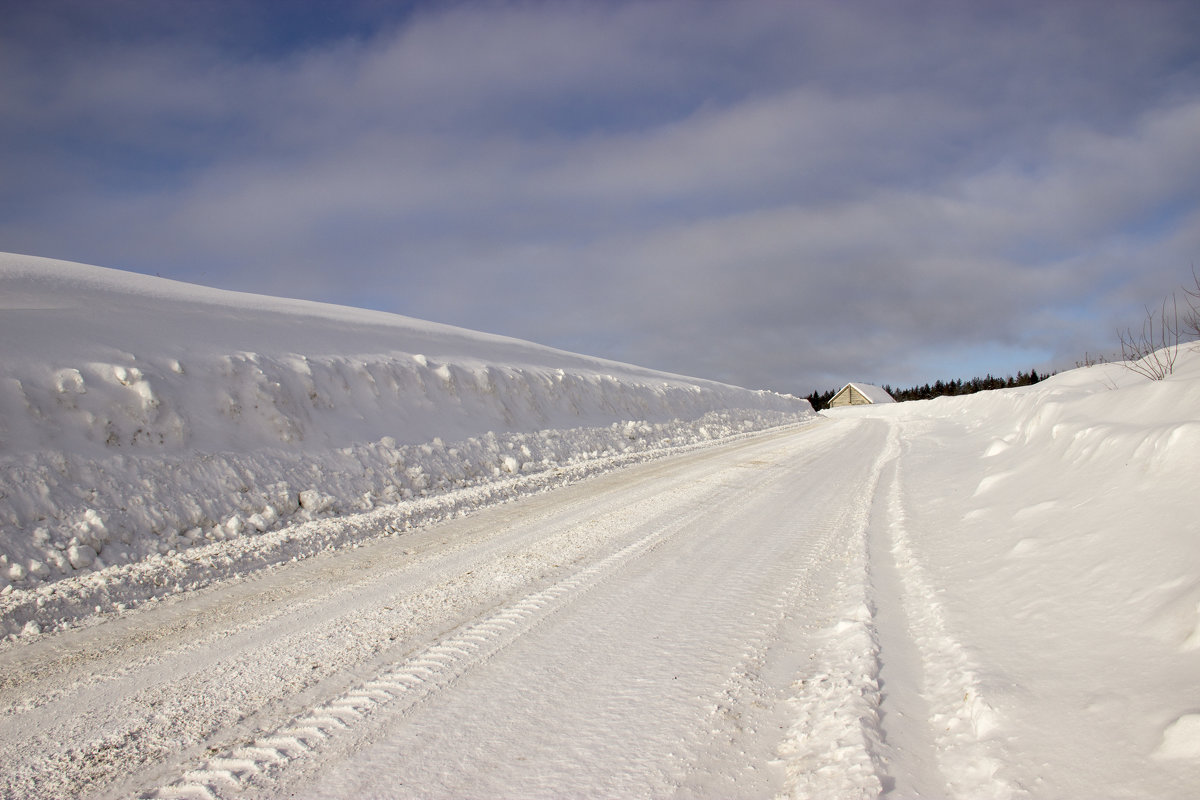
0;253;811;634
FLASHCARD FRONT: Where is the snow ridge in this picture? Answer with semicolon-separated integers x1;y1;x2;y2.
0;414;810;640
776;421;896;799
777;598;885;799
0;352;803;586
0;254;812;637
886;447;1018;799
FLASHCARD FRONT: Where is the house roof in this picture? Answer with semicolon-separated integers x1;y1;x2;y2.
835;382;895;404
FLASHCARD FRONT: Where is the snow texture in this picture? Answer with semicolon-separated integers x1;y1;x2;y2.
0;253;811;634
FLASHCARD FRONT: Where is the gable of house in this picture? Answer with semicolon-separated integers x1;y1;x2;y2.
828;382;895;407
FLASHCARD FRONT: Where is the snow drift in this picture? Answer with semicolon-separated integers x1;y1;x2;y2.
0;253;811;633
832;344;1200;792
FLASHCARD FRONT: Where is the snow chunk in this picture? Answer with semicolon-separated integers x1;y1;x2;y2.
298;490;335;515
67;543;97;570
1155;714;1200;759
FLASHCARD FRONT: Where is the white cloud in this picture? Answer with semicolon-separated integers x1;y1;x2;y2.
1;0;1198;391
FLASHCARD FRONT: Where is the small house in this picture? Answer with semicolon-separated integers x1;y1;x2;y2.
827;382;895;408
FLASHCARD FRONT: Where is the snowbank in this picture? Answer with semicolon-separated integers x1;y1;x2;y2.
845;344;1200;794
0;253;811;634
849;349;1200;665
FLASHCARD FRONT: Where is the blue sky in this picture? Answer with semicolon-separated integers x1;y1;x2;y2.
2;0;1199;394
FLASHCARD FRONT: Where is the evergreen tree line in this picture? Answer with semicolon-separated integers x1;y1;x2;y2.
805;368;1049;411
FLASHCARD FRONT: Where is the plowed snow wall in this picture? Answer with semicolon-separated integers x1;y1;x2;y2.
0;349;810;589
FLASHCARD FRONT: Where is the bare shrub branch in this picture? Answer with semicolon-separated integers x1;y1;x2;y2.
1182;264;1200;341
1118;292;1180;380
1075;352;1112;369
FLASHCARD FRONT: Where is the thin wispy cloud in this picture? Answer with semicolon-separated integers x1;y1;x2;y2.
2;0;1198;391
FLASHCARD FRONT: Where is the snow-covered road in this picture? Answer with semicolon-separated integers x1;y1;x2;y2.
1;417;947;800
6;389;1200;800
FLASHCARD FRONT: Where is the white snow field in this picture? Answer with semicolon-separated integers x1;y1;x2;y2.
2;254;1199;798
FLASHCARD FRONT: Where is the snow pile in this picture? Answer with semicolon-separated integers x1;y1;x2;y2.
0;253;811;634
847;345;1200;795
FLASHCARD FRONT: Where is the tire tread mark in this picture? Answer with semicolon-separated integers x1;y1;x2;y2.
143;490;718;799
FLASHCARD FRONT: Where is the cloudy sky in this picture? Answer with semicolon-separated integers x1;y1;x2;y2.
3;0;1199;393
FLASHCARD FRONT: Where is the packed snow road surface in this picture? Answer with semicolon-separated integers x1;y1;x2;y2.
2;417;926;799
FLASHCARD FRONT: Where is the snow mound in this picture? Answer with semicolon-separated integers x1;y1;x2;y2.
851;344;1200;793
1157;714;1200;760
0;253;812;633
893;349;1200;651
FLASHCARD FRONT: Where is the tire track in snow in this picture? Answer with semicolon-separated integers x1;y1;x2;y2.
885;423;1019;799
685;507;852;792
284;421;893;798
5;432;813;800
143;483;724;799
685;489;885;798
774;419;896;800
